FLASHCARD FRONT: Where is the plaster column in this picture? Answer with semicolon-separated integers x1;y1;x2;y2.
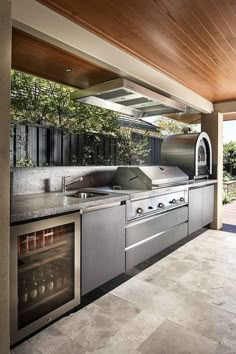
201;112;223;230
0;0;11;352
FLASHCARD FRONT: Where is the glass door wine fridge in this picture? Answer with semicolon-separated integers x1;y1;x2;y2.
10;213;80;345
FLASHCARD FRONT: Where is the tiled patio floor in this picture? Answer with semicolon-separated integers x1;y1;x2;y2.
12;225;236;354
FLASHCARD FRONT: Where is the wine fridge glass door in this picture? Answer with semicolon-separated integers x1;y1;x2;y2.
10;213;80;345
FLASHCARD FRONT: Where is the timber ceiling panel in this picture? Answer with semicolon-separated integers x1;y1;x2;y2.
37;0;236;102
12;28;118;88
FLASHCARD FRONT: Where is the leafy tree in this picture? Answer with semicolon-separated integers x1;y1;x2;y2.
156;117;198;137
11;70;151;166
223;141;236;176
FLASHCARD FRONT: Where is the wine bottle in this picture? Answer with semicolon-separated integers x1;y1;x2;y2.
55;262;63;290
28;233;37;251
46;264;54;293
37;268;46;297
62;260;70;287
29;271;38;301
20;235;29;254
44;229;53;247
18;276;29;305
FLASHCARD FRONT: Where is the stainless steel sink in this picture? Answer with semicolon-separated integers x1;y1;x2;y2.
67;191;108;199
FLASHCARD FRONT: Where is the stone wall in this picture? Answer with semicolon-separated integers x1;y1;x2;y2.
224;181;236;193
12;166;118;195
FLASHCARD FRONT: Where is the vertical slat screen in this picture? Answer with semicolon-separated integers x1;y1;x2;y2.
11;123;162;167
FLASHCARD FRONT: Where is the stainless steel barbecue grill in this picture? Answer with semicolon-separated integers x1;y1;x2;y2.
113;166;190;270
113;166;189;222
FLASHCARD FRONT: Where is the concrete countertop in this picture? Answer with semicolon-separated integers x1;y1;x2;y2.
187;179;217;189
11;189;129;224
11;179;217;224
96;179;218;199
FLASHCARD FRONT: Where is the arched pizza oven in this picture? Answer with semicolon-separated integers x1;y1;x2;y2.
161;132;212;180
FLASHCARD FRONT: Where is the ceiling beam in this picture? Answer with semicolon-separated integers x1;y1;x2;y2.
214;101;236;121
12;0;213;114
214;101;236;114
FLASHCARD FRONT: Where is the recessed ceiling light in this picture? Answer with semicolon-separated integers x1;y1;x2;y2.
64;67;73;72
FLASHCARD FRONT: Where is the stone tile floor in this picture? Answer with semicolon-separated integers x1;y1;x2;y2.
12;227;236;354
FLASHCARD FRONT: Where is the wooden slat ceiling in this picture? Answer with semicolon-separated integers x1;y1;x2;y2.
12;28;118;89
37;0;236;103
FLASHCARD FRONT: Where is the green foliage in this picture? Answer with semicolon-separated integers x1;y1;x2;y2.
16;158;35;168
223;190;236;204
223;141;236;176
11;70;119;134
116;129;150;165
223;170;233;182
11;70;150;166
156;118;198;137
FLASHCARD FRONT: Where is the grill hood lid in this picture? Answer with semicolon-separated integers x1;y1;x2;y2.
114;166;189;190
71;78;186;118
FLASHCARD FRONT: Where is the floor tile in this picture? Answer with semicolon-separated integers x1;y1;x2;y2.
179;240;236;265
177;269;236;314
138;320;218;354
11;325;71;354
220;317;236;350
93;310;164;353
54;295;140;351
111;277;186;318
195;258;236;282
135;267;190;298
216;343;236;354
137;253;199;282
168;298;234;342
11;343;42;354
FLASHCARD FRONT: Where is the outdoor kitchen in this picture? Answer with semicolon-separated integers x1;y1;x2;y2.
1;1;236;354
10;128;217;345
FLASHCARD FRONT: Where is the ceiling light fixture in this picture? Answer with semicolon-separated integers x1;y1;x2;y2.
64;67;73;72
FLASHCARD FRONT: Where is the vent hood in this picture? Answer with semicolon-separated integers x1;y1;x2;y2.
71;78;186;118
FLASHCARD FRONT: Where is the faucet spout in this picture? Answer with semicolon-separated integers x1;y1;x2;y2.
63;175;84;192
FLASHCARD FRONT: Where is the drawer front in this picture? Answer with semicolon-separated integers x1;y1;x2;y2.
126;206;188;248
126;222;188;270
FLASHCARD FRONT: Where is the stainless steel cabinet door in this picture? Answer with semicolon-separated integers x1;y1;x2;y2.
202;185;214;226
82;205;125;295
189;188;203;234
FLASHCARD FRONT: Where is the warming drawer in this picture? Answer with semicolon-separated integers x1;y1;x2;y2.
126;206;188;248
126;222;188;270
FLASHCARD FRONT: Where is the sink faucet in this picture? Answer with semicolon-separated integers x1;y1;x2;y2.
62;175;84;192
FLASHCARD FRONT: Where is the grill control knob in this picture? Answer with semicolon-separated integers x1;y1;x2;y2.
136;207;143;215
169;199;177;204
180;197;185;202
158;203;164;208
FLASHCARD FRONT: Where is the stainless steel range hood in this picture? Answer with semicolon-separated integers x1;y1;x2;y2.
71;78;186;118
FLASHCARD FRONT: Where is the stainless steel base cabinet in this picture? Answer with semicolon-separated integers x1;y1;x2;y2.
189;184;215;234
10;213;80;346
203;185;214;226
81;205;125;295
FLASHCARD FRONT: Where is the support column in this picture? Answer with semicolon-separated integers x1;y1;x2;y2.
0;0;11;352
201;112;223;230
